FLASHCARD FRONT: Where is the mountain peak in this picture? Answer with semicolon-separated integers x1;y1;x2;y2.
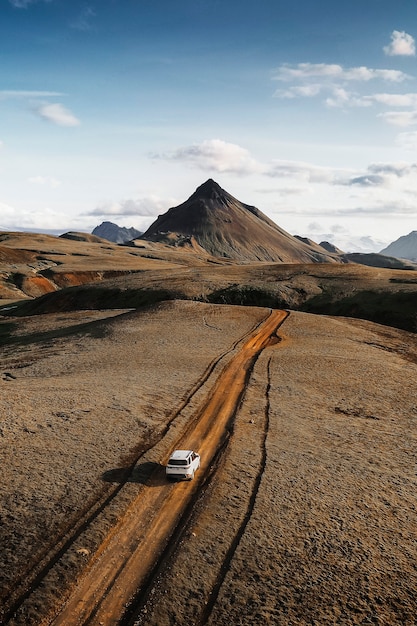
380;230;417;262
92;221;142;244
141;180;339;264
191;179;225;201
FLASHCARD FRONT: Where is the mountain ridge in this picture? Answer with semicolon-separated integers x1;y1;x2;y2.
380;230;417;262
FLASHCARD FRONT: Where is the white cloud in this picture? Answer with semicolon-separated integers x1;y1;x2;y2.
0;201;67;233
0;90;63;99
347;174;386;187
0;201;93;233
306;221;387;252
261;156;417;248
384;30;416;57
153;139;264;176
28;176;61;188
273;63;410;83
340;202;417;217
377;110;417;127
88;196;170;218
364;93;417;107
340;162;417;188
265;159;417;202
273;63;337;81
325;87;373;108
307;221;326;233
274;84;322;99
0;201;18;220
368;162;417;177
0;91;81;129
304;228;388;253
266;159;350;184
9;0;51;7
324;90;417;109
344;67;407;82
35;102;80;127
273;63;413;116
257;185;312;197
396;131;417;150
324;87;350;107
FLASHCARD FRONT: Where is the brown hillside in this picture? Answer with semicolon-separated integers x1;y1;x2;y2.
1;228;416;332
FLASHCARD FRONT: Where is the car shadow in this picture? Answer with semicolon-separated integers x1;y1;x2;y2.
102;461;168;486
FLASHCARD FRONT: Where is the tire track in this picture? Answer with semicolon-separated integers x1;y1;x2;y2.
128;344;278;626
198;355;273;625
121;441;231;626
46;310;288;626
3;312;271;625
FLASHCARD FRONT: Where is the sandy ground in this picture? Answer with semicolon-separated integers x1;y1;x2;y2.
1;302;416;625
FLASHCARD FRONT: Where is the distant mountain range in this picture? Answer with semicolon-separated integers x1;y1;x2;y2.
92;221;142;244
90;182;416;267
380;231;417;262
316;234;388;254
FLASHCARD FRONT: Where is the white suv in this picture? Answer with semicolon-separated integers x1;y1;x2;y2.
166;450;201;481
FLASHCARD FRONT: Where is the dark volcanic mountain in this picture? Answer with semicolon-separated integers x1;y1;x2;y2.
92;221;142;244
380;231;417;262
319;241;344;254
141;179;339;263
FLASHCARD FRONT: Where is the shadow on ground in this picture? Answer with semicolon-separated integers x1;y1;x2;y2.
102;462;167;486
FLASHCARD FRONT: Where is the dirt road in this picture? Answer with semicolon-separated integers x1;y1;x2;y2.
49;309;288;625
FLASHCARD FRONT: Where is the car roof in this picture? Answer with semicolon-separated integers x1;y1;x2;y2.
169;449;193;460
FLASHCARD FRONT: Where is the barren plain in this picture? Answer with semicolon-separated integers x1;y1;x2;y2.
1;232;417;625
0;299;416;625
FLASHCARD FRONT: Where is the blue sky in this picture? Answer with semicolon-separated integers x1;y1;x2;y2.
1;0;417;251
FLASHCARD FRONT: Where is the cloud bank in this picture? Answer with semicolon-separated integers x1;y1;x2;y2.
273;63;409;84
88;196;170;218
272;55;417;130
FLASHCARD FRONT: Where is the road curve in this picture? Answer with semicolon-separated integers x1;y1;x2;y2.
49;309;288;626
